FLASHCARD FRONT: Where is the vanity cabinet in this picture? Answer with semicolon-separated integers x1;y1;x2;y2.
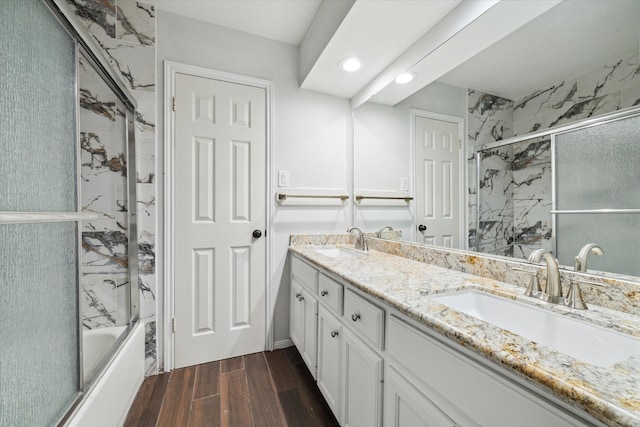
290;257;320;377
290;256;384;426
289;251;604;427
317;289;384;427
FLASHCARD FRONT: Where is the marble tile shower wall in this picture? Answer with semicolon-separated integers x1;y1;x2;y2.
513;50;640;136
64;0;157;375
79;55;130;330
467;90;514;256
468;50;640;260
511;136;553;259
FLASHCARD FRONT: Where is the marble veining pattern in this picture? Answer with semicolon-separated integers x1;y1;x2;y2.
290;235;640;426
622;86;640;108
476;53;640;259
144;320;156;374
116;0;155;46
79;46;133;339
548;92;621;129
467;90;514;254
577;51;640;101
65;0;116;39
477;144;514;256
511;137;552;259
513;51;639;136
467;89;513;146
92;35;155;92
66;0;158;374
513;79;577;135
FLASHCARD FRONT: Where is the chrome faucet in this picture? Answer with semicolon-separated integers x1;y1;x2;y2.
347;227;368;252
527;249;562;304
376;225;393;238
574;243;604;272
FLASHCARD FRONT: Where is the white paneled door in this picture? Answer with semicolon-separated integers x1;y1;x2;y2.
173;72;266;368
415;115;462;248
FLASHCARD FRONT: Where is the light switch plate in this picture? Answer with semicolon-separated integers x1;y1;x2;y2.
278;170;290;188
400;177;408;192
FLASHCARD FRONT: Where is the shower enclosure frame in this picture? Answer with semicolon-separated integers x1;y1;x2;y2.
0;1;140;424
475;104;640;270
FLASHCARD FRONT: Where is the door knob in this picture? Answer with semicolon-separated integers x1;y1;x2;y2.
418;224;427;232
252;229;263;239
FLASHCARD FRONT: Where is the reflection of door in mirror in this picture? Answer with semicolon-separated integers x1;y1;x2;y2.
414;113;465;248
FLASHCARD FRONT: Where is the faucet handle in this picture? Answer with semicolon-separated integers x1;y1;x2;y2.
511;266;544;297
565;280;588;309
564;279;606;310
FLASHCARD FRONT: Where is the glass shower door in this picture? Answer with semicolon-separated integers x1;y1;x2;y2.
554;114;640;276
1;0;81;425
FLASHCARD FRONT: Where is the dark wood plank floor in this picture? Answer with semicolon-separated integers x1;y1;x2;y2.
124;347;340;427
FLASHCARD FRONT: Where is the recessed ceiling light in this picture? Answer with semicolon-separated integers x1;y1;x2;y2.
395;72;416;84
339;57;363;72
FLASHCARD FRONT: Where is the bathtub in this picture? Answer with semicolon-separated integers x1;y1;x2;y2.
83;325;128;380
65;322;145;427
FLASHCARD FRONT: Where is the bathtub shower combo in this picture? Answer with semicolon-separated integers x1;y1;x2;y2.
1;1;144;426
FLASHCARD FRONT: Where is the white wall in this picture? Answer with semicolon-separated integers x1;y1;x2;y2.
353;81;467;239
156;11;352;349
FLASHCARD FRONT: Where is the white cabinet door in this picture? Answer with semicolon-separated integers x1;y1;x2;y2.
342;328;383;427
384;366;456;427
317;305;343;423
290;280;318;378
302;287;318;378
290;280;304;350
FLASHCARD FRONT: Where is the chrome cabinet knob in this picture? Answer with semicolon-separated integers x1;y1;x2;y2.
330;330;339;338
320;290;328;296
351;313;361;322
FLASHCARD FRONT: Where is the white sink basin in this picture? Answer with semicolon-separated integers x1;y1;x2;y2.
314;247;364;258
429;290;640;367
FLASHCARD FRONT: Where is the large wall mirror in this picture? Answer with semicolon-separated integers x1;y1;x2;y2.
353;0;640;280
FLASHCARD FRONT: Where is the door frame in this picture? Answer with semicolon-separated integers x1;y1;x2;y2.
410;109;466;248
163;61;273;371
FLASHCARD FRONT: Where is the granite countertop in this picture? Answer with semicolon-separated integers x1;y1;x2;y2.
289;244;640;427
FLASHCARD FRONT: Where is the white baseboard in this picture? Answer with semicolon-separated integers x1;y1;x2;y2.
273;338;293;350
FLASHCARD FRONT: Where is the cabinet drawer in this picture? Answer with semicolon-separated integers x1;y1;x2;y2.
387;316;580;427
318;274;344;315
344;289;384;349
291;256;318;293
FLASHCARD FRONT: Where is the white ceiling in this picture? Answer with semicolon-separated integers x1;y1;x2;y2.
152;0;640;105
366;0;561;106
437;0;640;101
153;0;321;45
299;0;461;98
